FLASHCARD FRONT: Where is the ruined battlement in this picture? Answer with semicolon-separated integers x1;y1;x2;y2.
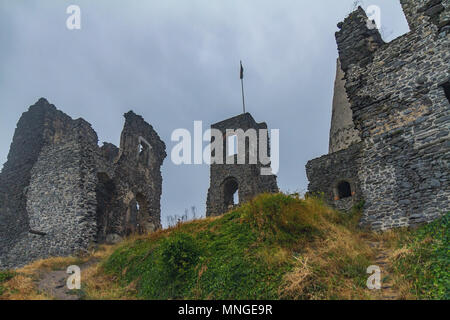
401;0;450;31
0;98;166;269
335;6;384;73
307;1;449;230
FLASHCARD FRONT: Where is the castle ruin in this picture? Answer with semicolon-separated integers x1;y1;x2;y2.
306;0;450;230
1;0;449;270
0;98;166;269
206;113;278;216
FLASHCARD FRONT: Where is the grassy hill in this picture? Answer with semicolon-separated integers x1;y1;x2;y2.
1;193;448;300
100;193;371;300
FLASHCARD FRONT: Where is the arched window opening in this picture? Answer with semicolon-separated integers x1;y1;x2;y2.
96;172;116;241
233;190;239;205
137;136;152;166
211;136;216;158
223;178;239;209
97;172;115;194
135;193;149;234
227;134;238;156
138;141;149;165
337;181;352;199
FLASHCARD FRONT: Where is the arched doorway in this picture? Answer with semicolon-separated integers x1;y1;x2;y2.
337;181;352;199
223;177;239;209
96;172;116;241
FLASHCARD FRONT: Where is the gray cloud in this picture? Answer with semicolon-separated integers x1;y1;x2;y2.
0;0;409;226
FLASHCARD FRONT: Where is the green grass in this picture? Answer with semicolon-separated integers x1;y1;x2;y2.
393;212;449;299
102;193;372;300
104;196;292;299
2;193;446;300
0;271;16;296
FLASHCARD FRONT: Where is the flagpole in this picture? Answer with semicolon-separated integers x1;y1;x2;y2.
240;61;246;114
241;78;246;114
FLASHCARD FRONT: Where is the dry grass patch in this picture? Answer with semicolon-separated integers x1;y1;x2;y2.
0;244;119;300
279;197;375;300
80;263;138;300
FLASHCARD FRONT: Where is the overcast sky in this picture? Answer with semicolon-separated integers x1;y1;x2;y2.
0;0;410;227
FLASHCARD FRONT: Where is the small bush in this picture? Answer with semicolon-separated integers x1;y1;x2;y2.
159;233;201;279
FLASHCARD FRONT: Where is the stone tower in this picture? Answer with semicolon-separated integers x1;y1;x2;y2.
328;58;361;154
206;113;278;217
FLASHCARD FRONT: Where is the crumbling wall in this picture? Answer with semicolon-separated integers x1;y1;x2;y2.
97;111;166;240
0;99;99;268
306;143;363;211
0;99;166;269
4;121;99;268
401;0;450;32
26;118;98;254
307;2;449;230
336;7;384;74
206;113;278;216
337;2;449;229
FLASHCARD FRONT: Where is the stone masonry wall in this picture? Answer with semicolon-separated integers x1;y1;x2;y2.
206;113;278;216
336;1;449;230
0;99;77;268
1;119;99;268
105;111;167;238
306;143;363;211
0;99;166;269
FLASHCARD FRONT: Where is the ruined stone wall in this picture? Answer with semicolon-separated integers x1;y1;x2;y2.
206;113;278;216
0;99;99;268
0;99;166;269
102;111;166;238
306;143;363;211
337;1;449;229
401;0;450;32
2;120;99;268
306;1;449;230
0;99;71;266
26;118;98;254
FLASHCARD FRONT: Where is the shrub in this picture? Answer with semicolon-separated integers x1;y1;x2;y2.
159;233;201;279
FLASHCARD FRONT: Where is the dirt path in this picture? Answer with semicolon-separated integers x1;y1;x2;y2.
38;270;79;300
37;259;98;300
366;240;400;300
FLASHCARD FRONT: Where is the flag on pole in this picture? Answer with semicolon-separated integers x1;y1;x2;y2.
240;61;244;80
240;60;246;114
